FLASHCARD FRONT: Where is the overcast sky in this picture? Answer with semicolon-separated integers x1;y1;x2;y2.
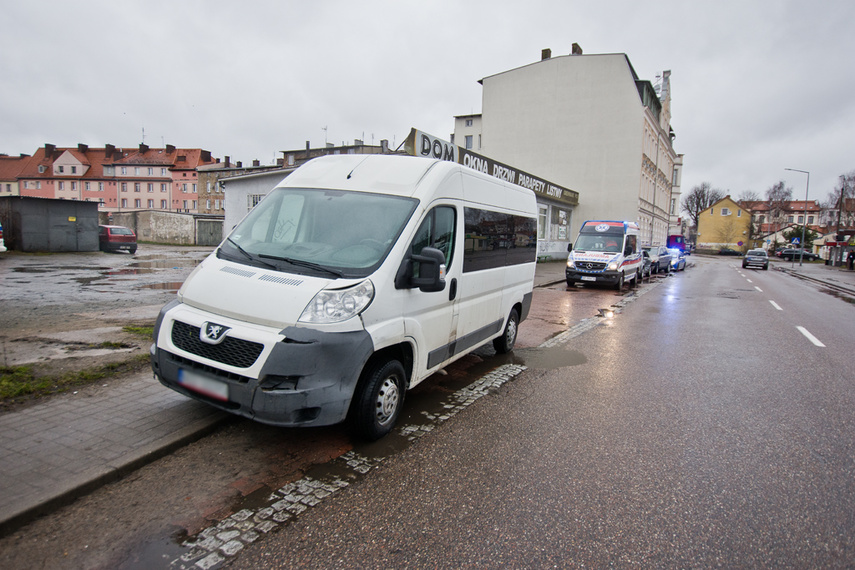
2;0;853;205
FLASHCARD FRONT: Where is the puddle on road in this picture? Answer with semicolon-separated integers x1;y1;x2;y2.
139;282;184;291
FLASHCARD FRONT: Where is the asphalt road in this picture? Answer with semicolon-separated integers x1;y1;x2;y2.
232;256;855;568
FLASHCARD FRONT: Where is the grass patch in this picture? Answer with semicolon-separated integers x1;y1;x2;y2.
123;325;154;338
0;354;150;407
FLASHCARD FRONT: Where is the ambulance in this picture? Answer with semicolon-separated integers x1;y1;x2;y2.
565;220;643;289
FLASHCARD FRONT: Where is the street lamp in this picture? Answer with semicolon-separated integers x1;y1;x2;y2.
784;168;810;267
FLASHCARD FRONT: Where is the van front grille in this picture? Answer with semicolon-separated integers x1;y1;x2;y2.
171;320;264;368
576;261;607;272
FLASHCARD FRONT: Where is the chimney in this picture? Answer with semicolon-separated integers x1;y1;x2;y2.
252;159;260;167
381;139;389;153
105;143;115;156
306;140;311;159
236;161;242;168
224;156;231;168
541;48;551;60
78;143;88;153
166;144;176;153
139;143;149;153
200;150;211;162
354;139;363;146
45;143;56;156
571;43;583;55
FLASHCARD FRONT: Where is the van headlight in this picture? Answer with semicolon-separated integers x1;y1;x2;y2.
567;259;576;269
607;261;619;271
299;280;374;324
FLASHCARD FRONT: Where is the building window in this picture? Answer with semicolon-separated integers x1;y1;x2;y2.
465;135;473;150
788;215;794;223
58;166;64;173
161;168;167;176
206;199;211;209
36;181;41;189
248;194;264;212
798;215;804;223
193;183;197;192
121;183;127;192
537;206;547;240
134;199;141;208
121;167;127;175
99;182;104;191
72;182;77;191
121;198;127;208
59;181;65;190
182;184;188;193
215;199;221;210
161;183;167;192
147;183;154;193
134;167;140;175
721;208;730;216
161;199;167;208
192;200;197;209
71;166;77;174
808;215;814;224
710;208;714;215
183;200;188;209
38;165;45;173
134;183;141;192
148;167;153;175
737;210;741;217
148;199;154;208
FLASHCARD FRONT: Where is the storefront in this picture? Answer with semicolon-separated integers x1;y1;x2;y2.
404;128;579;260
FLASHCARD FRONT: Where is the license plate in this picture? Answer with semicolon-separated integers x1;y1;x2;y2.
581;276;596;282
178;369;228;401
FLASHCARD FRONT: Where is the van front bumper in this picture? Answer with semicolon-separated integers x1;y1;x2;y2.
151;316;374;427
565;268;621;284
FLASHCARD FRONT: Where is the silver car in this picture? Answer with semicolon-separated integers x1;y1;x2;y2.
742;248;769;270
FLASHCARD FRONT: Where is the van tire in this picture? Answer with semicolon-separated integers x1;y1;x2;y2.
351;359;405;441
614;273;624;290
493;308;519;354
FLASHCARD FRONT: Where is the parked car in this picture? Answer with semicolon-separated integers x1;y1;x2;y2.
642;245;672;274
668;248;686;271
641;249;653;279
99;225;137;254
774;246;790;258
0;220;6;253
779;248;818;261
719;247;743;256
742;248;769;270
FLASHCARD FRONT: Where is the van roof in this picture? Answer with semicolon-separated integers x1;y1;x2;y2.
278;154;445;198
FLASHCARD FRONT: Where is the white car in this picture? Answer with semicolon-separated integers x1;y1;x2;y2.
0;221;7;253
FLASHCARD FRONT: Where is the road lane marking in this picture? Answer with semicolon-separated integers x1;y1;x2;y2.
769;300;782;310
797;326;826;347
746;278;753;283
754;286;763;292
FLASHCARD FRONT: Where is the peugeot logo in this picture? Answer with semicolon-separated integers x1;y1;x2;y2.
200;322;230;345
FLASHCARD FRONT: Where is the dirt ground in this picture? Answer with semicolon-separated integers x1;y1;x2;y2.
0;245;212;410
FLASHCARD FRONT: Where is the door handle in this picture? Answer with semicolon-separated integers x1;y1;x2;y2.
448;278;457;301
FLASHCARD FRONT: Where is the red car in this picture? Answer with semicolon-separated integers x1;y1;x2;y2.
99;225;137;254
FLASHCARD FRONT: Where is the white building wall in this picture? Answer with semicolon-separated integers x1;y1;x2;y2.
477;53;677;247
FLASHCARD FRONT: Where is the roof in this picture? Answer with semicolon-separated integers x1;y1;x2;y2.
0;155;31;180
16;145;217;179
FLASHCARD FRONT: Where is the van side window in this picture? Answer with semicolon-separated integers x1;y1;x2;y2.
463;208;537;272
626;234;637;253
410;206;456;277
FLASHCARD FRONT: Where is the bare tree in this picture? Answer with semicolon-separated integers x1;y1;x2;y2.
682;182;724;228
738;190;761;202
766;181;793;234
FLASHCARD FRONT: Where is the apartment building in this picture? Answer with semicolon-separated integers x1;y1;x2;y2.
0;154;29;196
454;46;681;251
15;143;219;213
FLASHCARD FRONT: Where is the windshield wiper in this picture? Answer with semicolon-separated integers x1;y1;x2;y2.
258;254;344;278
223;238;277;269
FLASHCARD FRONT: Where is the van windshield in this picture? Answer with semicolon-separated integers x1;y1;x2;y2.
574;233;623;253
219;187;418;278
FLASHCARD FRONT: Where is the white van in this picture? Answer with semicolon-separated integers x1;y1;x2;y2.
565;220;642;289
151;155;538;439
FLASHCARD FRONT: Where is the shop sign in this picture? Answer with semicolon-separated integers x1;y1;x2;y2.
404;128;579;207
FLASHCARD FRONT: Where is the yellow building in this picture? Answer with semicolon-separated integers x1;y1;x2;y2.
696;196;755;253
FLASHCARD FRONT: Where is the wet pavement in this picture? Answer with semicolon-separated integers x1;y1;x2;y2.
0;252;853;542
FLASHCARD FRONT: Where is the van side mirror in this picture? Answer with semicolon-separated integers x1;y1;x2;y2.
567;243;573;252
395;247;446;292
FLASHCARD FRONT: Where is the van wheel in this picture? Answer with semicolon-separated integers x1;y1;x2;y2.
566;279;576;287
493;308;519;354
351;360;405;441
614;273;624;290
